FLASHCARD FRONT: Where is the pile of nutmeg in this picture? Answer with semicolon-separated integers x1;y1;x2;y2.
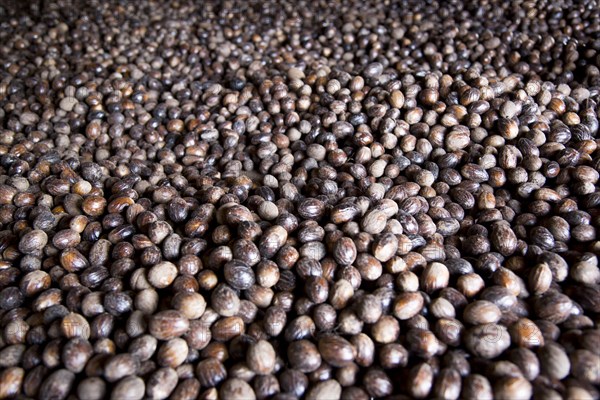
0;0;598;399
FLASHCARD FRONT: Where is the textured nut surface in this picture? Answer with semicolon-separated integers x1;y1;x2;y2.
0;0;598;398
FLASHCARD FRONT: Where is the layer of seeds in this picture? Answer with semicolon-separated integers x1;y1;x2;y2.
0;0;599;399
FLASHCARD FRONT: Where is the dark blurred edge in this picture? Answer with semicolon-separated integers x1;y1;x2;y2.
0;0;46;20
0;0;294;22
0;0;128;22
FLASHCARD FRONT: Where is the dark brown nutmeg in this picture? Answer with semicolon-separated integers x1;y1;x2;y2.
318;334;356;367
288;340;322;373
148;310;190;341
38;369;75;400
333;237;357;265
297;198;326;220
490;222;518;256
195;357;227;388
60;248;89;272
246;340;276;375
0;185;18;205
258;225;288;258
223;259;255;290
18;229;48;255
